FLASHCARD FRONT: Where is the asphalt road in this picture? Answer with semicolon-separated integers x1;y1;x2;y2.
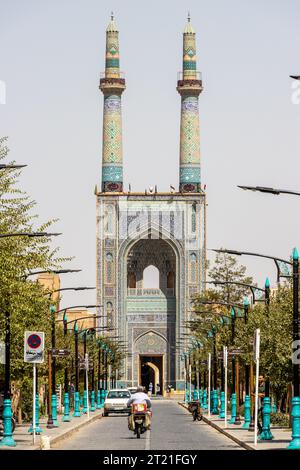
55;400;242;450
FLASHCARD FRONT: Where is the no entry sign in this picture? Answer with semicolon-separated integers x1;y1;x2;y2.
24;331;45;363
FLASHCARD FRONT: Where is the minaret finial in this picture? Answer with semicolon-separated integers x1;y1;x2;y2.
188;11;191;22
111;11;114;21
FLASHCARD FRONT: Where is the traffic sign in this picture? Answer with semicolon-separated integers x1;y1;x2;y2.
51;349;70;357
79;360;94;370
24;331;45;363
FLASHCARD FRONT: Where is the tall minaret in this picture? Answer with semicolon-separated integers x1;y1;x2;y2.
99;13;126;192
177;14;203;193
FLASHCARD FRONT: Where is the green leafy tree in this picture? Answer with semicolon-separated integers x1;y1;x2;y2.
0;137;69;419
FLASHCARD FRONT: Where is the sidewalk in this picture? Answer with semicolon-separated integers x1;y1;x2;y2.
179;402;292;450
0;409;103;450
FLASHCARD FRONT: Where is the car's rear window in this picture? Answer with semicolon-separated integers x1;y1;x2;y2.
107;391;130;399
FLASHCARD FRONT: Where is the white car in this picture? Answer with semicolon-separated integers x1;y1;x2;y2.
103;389;131;416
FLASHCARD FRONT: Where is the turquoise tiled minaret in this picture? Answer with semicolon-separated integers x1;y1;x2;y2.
177;14;203;193
99;14;126;192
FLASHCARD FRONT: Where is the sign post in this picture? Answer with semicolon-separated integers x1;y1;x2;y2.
224;346;228;428
253;329;260;447
0;341;5;364
208;353;211;418
189;364;192;401
24;332;45;445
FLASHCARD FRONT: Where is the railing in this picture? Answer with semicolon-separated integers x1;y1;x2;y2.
177;71;202;81
127;288;175;297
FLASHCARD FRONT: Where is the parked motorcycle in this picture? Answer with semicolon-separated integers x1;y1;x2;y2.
188;400;203;421
130;403;151;439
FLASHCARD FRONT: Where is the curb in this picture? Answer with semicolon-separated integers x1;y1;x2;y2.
178;402;255;451
3;411;104;451
50;411;103;448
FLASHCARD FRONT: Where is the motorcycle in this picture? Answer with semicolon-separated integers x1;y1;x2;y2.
188;400;203;422
130;403;151;439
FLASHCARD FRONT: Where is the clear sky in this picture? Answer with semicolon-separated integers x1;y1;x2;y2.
1;0;300;307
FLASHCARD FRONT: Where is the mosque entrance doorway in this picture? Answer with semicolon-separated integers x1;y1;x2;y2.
139;355;163;395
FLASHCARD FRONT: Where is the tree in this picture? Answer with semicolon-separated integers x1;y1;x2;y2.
208;251;254;305
0;137;69;419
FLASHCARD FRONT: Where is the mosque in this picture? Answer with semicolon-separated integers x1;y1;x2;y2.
95;14;206;392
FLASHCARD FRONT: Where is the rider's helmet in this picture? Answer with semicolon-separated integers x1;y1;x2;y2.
136;385;144;393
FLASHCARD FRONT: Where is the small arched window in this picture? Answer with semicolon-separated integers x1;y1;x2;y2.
127;272;137;288
167;271;175;289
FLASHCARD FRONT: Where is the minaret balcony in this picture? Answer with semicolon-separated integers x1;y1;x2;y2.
177;71;203;95
99;72;126;93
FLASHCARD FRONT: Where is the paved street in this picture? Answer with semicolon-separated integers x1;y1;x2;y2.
55;400;242;450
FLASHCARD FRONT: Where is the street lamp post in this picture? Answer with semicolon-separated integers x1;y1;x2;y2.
47;303;102;426
62;313;71;422
212;247;300;449
212;327;219;415
242;297;251;430
0;231;61;448
73;322;81;417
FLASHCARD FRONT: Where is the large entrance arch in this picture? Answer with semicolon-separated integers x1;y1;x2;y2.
134;331;167;393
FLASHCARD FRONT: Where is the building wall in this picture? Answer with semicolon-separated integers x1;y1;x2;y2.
96;192;206;390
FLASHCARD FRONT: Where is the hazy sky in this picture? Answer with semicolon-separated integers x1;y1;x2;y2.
1;0;300;307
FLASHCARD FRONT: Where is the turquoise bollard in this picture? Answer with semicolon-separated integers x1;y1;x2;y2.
96;390;101;409
288;396;300;450
219;391;225;419
73;391;81;417
212;390;219;414
0;399;16;447
202;389;208;409
242;395;251;429
259;397;274;440
62;392;71;422
91;391;96;412
229;393;237;424
28;394;43;433
83;390;88;413
51;394;59;427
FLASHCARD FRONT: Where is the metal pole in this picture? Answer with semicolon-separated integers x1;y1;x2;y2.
46;350;54;428
224;346;228;428
33;364;36;445
293;249;299;396
208;353;211;418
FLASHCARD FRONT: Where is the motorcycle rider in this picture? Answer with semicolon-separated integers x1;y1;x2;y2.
127;385;152;432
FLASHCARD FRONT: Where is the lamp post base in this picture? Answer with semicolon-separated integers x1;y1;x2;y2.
242;395;251;429
287;396;300;450
202;389;208;409
229;393;237;424
219;391;225;419
73;391;81;417
62;392;71;422
91;391;96;411
212;390;219;414
259;397;274;440
0;399;16;447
